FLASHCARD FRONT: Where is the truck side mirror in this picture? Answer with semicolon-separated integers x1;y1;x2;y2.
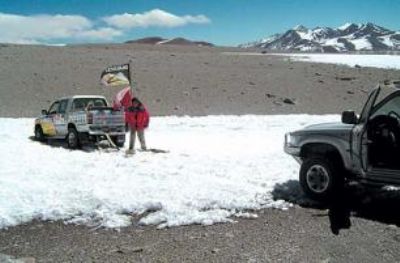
41;109;48;115
342;111;358;124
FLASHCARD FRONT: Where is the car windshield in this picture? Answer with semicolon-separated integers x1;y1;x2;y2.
48;101;60;114
72;98;107;111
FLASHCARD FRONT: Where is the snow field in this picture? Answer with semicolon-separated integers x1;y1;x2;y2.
0;115;339;229
278;53;400;69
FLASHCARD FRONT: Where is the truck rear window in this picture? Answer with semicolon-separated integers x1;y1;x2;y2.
72;98;107;111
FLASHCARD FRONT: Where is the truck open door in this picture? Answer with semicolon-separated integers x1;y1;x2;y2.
352;85;381;174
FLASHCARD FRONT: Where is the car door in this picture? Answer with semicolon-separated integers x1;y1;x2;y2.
352;86;381;174
54;99;69;136
364;91;400;183
41;101;59;136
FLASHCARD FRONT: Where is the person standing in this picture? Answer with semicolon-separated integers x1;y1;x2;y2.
125;98;150;154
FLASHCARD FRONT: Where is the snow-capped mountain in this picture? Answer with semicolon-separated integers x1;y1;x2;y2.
239;23;400;52
126;37;214;47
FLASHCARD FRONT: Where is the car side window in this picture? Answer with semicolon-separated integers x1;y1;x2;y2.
59;99;69;114
48;101;60;115
72;99;85;111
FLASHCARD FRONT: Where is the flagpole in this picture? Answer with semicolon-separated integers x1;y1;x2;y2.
128;59;135;97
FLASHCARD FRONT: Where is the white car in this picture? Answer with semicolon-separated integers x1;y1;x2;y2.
34;95;126;149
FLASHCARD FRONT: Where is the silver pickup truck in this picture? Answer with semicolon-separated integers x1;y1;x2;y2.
285;81;400;200
34;95;126;149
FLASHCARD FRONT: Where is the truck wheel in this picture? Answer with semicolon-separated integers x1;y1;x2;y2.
300;158;343;201
111;136;125;148
34;125;45;142
67;128;80;149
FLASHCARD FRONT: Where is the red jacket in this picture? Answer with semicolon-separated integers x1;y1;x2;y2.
125;105;150;130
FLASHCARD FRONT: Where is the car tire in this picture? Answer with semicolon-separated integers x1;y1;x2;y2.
111;136;125;148
34;125;46;142
300;157;344;201
67;128;80;149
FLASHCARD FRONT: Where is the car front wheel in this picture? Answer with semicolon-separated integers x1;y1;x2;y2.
300;157;343;201
34;125;46;142
67;128;80;149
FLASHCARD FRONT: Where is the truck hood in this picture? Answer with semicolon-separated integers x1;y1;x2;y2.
291;122;354;136
303;122;354;132
285;121;356;159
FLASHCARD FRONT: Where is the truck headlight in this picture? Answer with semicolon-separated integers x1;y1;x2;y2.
285;133;299;147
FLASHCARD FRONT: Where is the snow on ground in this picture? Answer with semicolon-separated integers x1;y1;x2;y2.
0;115;339;229
274;53;400;69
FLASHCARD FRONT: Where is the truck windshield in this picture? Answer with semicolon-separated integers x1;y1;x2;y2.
72;98;107;111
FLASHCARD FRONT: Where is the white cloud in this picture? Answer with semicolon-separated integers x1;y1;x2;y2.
103;9;211;29
77;27;123;40
0;13;122;44
0;9;211;44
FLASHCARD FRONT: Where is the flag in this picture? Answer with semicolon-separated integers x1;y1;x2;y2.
112;86;133;110
100;63;130;87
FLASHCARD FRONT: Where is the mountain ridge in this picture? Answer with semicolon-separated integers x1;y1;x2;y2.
126;37;214;47
240;23;400;52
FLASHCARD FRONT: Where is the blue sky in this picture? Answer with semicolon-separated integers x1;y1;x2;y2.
0;0;399;45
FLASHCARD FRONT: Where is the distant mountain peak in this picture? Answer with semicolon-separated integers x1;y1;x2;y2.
337;22;357;31
293;25;308;32
239;22;400;52
125;36;214;47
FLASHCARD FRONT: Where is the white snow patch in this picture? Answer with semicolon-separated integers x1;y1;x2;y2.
272;53;400;69
261;34;281;44
383;185;400;191
156;38;172;45
0;115;339;229
298;45;316;52
379;35;395;48
338;22;352;31
323;38;345;49
296;30;313;40
349;38;372;50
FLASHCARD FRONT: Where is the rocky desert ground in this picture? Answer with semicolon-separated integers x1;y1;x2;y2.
1;43;400;262
0;43;399;118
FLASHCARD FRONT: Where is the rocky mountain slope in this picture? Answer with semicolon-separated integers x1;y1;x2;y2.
240;23;400;52
126;37;214;47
